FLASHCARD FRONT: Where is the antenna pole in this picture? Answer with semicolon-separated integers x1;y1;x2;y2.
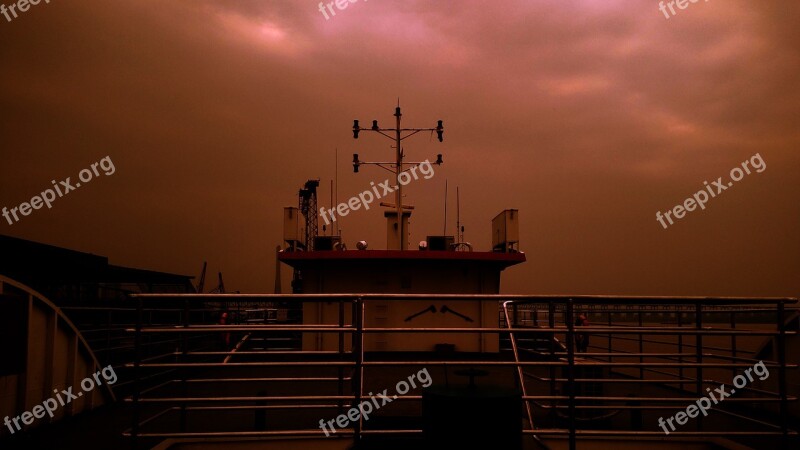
351;104;444;250
395;106;403;249
456;186;461;242
274;246;282;294
444;180;448;236
334;148;338;236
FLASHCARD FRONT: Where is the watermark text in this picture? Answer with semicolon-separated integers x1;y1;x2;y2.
658;360;769;434
4;365;118;434
656;153;765;229
2;156;116;226
1;0;52;23
319;367;432;436
320;159;435;226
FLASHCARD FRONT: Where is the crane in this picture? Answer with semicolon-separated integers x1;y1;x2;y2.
298;179;320;251
196;261;207;293
209;272;226;294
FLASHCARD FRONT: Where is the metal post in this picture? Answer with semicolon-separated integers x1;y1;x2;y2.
338;299;345;415
504;301;534;431
695;302;703;431
638;309;644;379
106;308;113;366
512;303;519;327
548;301;556;416
565;299;577;450
731;311;737;380
180;297;189;432
353;298;365;444
607;310;612;363
777;302;788;446
678;310;684;390
394;107;403;250
131;296;142;449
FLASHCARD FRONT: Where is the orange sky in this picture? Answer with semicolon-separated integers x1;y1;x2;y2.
1;0;798;297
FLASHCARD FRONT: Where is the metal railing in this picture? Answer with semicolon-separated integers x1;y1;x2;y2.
123;294;799;449
60;303;221;395
501;297;799;450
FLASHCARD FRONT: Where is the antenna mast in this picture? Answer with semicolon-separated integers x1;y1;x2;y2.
334;147;339;236
351;104;445;250
456;186;461;242
444;180;448;236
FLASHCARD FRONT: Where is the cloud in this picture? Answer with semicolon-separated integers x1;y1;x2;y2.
0;0;798;295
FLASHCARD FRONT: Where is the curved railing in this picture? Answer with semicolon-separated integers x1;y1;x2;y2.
0;274;116;435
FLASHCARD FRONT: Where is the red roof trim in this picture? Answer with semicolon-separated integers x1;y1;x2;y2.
278;250;526;264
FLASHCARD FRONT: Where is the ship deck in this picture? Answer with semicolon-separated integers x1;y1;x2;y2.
3;292;798;450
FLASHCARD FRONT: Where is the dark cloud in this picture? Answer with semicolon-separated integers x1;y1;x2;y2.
1;0;798;296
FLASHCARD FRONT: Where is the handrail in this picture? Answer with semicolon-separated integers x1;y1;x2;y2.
124;293;798;450
0;275;116;402
502;300;535;430
129;292;797;304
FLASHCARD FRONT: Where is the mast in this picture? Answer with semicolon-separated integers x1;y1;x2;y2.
351;104;445;250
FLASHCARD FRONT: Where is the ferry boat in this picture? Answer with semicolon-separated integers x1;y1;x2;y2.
0;108;797;450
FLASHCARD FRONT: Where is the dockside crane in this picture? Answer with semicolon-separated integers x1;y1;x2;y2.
298;179;320;251
209;272;226;294
196;261;207;293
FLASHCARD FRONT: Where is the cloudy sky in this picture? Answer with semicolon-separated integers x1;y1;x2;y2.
1;0;798;297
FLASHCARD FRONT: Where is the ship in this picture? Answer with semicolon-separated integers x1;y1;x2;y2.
1;107;798;450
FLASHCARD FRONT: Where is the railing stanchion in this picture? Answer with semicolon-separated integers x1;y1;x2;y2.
678;309;684;390
638;308;644;379
777;301;788;446
731;310;737;381
353;297;365;445
548;301;556;417
179;297;190;432
695;302;703;431
338;299;345;415
106;308;113;367
512;303;518;327
565;299;576;450
503;301;534;431
607;309;612;363
131;295;142;449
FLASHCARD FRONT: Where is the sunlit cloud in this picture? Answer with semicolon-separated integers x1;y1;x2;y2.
540;75;611;96
211;7;305;56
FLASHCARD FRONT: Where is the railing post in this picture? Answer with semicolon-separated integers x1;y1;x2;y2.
548;301;556;416
695;302;703;431
504;301;534;430
607;309;612;363
512;303;519;327
638;309;643;379
777;301;788;446
730;310;737;381
131;295;142;449
106;308;113;366
565;299;576;450
353;297;364;445
338;299;345;415
677;309;684;390
180;297;189;432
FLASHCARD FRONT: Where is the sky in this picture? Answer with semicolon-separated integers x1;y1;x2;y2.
1;0;798;297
